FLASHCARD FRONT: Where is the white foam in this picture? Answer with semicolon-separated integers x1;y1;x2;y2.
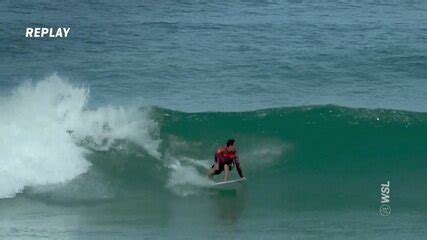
166;159;213;197
239;138;292;169
0;74;160;199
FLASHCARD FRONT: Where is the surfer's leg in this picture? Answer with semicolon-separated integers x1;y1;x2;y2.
224;164;230;182
208;163;220;179
208;153;224;179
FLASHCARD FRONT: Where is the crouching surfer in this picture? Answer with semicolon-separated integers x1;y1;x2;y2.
207;139;245;182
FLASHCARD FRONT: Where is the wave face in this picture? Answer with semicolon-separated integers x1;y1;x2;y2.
1;76;426;201
155;104;427;173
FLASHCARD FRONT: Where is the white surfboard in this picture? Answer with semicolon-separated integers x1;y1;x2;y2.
212;178;247;190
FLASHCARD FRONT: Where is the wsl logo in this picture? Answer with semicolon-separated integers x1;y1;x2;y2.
379;181;391;216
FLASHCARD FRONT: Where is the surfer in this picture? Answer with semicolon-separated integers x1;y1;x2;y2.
208;139;245;182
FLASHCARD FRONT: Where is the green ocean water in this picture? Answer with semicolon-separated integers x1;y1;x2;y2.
1;105;426;239
1;0;427;238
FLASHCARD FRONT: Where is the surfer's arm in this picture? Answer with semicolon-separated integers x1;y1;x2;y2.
234;156;244;178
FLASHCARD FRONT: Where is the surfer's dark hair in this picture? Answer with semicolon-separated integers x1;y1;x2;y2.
226;139;235;147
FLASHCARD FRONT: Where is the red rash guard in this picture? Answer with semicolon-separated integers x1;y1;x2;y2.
215;147;244;178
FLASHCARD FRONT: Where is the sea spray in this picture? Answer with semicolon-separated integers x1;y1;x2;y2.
0;74;160;199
